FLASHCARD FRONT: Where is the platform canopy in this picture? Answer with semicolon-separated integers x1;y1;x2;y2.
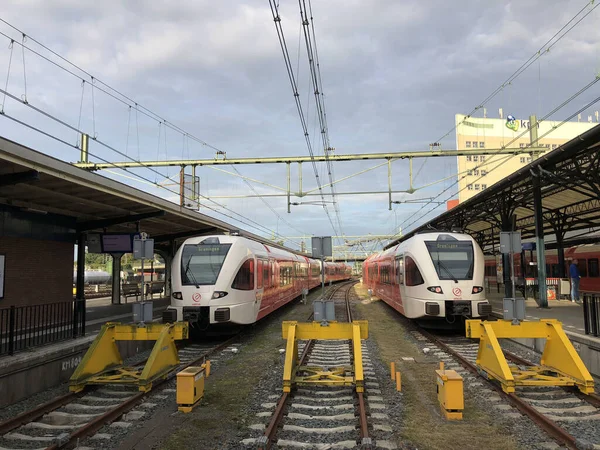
0;136;284;249
386;123;600;252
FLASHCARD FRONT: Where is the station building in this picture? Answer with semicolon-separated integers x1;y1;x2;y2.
455;113;599;203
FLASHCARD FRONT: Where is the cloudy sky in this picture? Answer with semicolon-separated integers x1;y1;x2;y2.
1;0;599;255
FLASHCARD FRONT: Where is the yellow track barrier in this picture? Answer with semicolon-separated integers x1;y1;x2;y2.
281;320;368;393
69;322;188;393
466;319;595;394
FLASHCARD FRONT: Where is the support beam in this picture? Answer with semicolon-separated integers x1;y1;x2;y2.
530;115;548;308
111;253;123;305
77;210;166;232
287;162;291;214
0;170;39;187
388;160;392;211
74;233;86;338
73;147;545;170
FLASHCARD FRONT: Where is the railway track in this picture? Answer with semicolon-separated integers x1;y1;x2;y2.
251;280;390;450
414;327;600;450
0;337;239;449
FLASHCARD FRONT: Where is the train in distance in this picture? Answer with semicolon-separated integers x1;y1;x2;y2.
165;235;352;332
363;231;492;328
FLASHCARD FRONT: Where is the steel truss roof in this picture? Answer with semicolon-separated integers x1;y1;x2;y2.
386;124;600;252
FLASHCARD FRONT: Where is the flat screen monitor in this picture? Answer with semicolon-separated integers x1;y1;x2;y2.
101;234;133;253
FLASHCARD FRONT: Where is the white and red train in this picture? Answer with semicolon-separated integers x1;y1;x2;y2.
484;243;600;293
363;231;492;325
166;235;351;330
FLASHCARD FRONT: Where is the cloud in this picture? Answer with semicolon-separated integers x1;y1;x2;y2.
1;0;600;253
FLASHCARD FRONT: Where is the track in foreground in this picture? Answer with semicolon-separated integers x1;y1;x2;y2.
245;280;396;450
0;337;238;450
415;328;600;450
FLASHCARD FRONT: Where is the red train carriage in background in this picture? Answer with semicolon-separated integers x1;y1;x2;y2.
484;244;600;294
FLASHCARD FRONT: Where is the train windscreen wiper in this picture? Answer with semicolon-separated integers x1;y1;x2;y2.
184;257;200;288
437;257;458;283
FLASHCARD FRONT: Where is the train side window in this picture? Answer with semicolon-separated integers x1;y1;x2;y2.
396;257;404;285
264;261;270;288
588;259;599;277
257;260;264;289
271;262;276;286
578;259;588;277
232;259;254;290
405;256;424;286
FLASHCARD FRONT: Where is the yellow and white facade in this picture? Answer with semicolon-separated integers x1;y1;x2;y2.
455;114;598;203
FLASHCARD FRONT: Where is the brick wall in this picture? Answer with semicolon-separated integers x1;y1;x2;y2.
0;236;74;307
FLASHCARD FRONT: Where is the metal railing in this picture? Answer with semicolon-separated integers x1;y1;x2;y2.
0;300;85;356
582;293;600;337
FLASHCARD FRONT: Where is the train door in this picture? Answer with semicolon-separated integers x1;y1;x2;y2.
395;255;405;311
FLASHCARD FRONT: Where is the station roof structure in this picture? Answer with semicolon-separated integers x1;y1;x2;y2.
385;124;600;252
0;136;285;249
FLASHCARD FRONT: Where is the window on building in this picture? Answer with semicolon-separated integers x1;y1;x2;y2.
466;155;472;161
545;144;550;148
466;141;471;148
467;184;473;190
405;256;424;286
481;184;487;189
520;157;525;163
519;143;525;148
480;156;486;162
474;184;480;190
552;144;558;150
481;170;487;176
479;141;485;148
473;169;479;176
467;170;473;176
473;156;478;162
527;157;532;163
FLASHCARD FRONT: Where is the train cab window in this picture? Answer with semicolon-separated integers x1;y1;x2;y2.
588;259;599;278
257;260;264;289
425;240;474;280
181;243;232;286
232;259;254;291
578;259;588;277
405;256;424;286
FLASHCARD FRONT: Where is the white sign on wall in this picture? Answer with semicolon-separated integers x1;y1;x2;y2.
0;254;5;299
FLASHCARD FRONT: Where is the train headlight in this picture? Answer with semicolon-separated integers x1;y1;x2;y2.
427;286;444;294
172;292;183;300
472;286;484;294
212;291;229;299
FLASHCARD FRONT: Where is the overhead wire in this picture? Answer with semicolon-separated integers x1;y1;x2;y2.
268;0;340;237
412;0;599;182
299;0;345;239
0;85;303;248
0;17;307;248
398;77;600;234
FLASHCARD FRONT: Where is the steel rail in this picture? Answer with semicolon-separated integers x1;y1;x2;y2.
418;328;579;450
0;392;82;435
38;334;239;450
503;347;600;409
258;280;358;449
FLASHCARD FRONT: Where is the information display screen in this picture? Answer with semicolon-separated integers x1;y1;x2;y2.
101;234;134;253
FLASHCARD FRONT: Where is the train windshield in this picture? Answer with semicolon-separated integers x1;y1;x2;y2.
425;241;474;281
181;244;232;286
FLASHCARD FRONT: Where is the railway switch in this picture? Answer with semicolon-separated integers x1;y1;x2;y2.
177;362;210;413
435;362;464;420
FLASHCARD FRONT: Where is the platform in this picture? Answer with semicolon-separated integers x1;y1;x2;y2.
488;292;586;333
0;297;170;408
